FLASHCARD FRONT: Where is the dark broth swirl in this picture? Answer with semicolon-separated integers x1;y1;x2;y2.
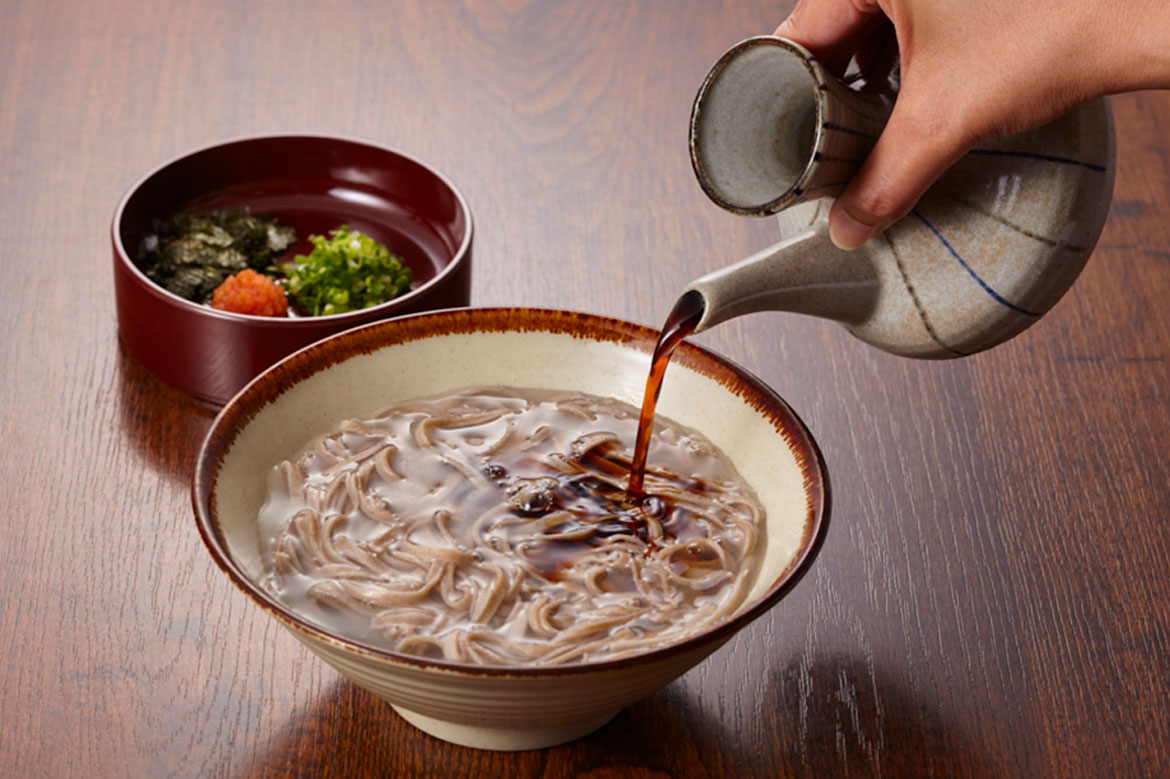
259;387;763;666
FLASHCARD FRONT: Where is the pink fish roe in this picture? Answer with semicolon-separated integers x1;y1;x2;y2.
210;269;288;317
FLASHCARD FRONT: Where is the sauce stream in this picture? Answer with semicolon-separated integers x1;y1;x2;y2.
628;290;705;495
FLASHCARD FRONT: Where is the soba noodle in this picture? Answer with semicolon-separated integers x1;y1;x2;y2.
258;387;764;666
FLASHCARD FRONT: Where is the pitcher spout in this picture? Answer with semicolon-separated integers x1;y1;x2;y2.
685;220;879;334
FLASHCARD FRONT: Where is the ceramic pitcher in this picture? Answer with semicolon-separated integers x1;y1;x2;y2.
684;36;1116;357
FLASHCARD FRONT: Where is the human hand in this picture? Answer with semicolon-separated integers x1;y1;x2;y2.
775;0;1170;249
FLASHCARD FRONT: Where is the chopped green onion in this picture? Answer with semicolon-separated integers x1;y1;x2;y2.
281;225;413;316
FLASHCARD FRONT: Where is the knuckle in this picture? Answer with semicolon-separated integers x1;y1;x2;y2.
849;183;907;225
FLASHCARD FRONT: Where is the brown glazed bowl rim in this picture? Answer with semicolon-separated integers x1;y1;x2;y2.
111;132;474;327
193;307;830;678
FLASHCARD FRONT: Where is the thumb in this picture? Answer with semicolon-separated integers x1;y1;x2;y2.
829;96;973;250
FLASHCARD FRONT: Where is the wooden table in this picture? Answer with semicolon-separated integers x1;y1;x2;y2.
3;1;1168;775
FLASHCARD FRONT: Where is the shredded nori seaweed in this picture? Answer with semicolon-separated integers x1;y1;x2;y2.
136;208;297;303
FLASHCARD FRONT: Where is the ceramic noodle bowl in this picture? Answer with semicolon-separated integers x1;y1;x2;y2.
193;308;829;751
687;36;1116;357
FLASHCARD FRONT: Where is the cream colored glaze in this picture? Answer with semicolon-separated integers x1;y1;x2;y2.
688;36;1116;358
203;315;822;750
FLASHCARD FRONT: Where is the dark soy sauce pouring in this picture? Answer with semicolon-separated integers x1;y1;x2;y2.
471;290;709;569
627;290;706;496
487;290;706;561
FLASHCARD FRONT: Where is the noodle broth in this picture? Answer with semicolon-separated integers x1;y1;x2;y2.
259;387;765;667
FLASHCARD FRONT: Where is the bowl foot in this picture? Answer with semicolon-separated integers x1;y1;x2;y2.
391;705;619;751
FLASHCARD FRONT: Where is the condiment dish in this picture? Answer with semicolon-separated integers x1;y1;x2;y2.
112;134;473;404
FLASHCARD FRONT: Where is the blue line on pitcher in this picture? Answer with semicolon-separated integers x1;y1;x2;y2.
965;149;1107;172
912;210;1040;317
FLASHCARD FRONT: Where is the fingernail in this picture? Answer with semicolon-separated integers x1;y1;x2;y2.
829;210;875;251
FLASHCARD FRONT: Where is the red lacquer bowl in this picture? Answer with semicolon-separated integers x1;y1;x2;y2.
112;134;473;404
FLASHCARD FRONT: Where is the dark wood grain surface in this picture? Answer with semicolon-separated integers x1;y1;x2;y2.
3;1;1168;776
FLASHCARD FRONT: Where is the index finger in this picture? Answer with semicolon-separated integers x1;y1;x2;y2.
775;0;885;74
